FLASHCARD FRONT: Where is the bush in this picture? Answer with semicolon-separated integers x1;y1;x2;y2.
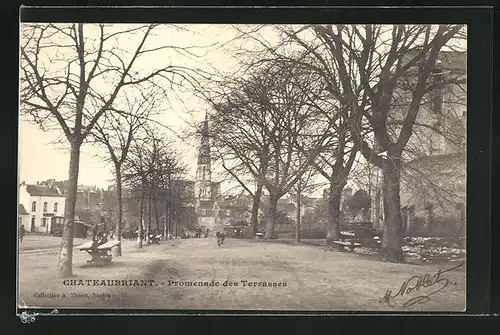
345;189;371;220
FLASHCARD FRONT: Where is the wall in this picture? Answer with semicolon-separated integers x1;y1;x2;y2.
27;194;66;233
19;214;30;227
400;154;465;217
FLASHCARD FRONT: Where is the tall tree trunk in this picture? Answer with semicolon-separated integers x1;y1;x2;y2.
250;180;264;236
168;204;172;238
326;183;343;246
265;192;279;239
146;189;151;245
114;166;123;256
381;157;405;262
296;182;301;243
170;202;174;238
57;142;81;277
174;210;178;238
138;187;144;248
163;203;168;240
154;194;160;235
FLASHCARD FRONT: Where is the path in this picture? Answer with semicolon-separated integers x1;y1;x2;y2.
18;237;466;311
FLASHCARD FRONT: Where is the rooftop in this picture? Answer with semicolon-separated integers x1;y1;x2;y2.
25;184;63;197
19;204;28;215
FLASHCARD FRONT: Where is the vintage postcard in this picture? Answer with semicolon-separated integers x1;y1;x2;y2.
18;22;467;313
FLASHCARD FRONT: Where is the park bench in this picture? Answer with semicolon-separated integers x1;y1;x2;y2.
255;232;264;241
79;240;121;264
331;231;362;251
149;234;162;244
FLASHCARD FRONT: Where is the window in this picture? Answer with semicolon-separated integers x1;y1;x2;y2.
53;202;58;213
41;218;47;227
43;202;48;213
31;201;36;212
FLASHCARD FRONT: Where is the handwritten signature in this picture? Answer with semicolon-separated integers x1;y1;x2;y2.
379;262;464;309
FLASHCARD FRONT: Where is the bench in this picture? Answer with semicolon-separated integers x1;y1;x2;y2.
340;231;356;237
332;230;363;251
149;234;162;244
255;233;264;241
332;240;362;251
79;240;121;264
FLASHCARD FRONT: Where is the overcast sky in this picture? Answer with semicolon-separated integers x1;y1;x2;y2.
18;24;466;197
19;24;263;190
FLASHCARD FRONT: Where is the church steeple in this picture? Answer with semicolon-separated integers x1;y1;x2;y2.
195;112;212;202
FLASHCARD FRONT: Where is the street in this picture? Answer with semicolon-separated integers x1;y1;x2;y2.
18;236;466;311
18;234;87;253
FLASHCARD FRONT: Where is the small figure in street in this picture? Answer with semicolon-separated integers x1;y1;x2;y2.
216;231;225;247
19;224;25;242
91;223;98;242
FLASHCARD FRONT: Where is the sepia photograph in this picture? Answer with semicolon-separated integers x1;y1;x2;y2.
18;22;467;312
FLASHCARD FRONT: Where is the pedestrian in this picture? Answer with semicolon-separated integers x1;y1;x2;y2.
19;224;25;242
91;223;98;242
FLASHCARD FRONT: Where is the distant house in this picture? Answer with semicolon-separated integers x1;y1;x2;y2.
41;179;103;211
18;183;66;233
18;204;29;227
41;179;106;228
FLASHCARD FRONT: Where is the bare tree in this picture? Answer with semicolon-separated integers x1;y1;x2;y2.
209;81;272;237
90;89;159;256
227;25;366;244
208;60;332;239
288;161;323;243
20;23;205;275
123;127;189;244
235;24;465;261
123;138;149;248
309;24;464;261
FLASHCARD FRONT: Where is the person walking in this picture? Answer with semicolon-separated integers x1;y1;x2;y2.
91;223;98;242
19;224;25;242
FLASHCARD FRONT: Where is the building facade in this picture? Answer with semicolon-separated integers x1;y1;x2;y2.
18;183;66;233
41;179;105;221
368;50;466;234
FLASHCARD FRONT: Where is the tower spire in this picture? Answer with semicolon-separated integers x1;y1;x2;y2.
195;112;212;202
201;113;209;138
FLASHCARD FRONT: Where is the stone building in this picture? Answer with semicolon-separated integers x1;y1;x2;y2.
369;50;466;235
